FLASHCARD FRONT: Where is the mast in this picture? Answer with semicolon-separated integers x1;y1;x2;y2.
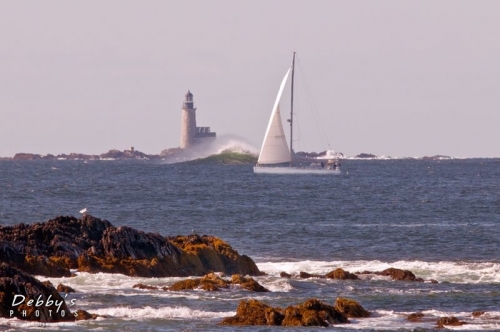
290;52;296;165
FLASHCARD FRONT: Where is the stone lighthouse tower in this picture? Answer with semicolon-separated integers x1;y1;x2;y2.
180;90;197;148
180;90;216;149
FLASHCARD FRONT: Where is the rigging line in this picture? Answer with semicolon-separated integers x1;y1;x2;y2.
294;87;303;151
296;57;331;151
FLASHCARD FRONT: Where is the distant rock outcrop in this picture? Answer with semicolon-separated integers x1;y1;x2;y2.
10;148;160;161
355;153;377;158
0;215;261;278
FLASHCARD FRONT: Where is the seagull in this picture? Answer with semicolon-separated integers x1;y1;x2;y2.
79;208;88;215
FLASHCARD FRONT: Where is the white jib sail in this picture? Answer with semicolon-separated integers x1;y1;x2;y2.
257;69;291;164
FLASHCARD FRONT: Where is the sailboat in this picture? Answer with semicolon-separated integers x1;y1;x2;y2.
253;53;342;175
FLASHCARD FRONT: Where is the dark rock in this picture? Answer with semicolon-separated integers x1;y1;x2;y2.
73;309;102;320
334;297;370;318
325;268;359;280
0;215;261;278
132;283;159;290
407;312;424;322
356;268;433;282
376;268;423;282
280;271;292;278
168;278;203;291
220;298;350;327
99;149;157;160
436;316;465;328
472;311;485;317
299;271;324;279
0;263;75;322
56;284;76;293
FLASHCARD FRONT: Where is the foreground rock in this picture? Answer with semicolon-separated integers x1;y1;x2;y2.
0;215;261;278
220;298;368;327
0;263;75;322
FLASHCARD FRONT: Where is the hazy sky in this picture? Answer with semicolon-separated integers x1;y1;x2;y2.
1;1;499;158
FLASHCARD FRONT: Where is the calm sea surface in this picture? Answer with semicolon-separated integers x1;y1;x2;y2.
1;159;499;331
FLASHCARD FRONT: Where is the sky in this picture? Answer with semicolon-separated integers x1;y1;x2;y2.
1;1;499;158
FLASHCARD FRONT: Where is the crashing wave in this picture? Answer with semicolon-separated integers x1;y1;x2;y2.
160;135;258;164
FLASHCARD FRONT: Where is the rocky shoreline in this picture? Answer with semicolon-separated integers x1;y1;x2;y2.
0;216;489;327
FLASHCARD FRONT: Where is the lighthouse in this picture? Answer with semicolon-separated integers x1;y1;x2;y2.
180;90;216;149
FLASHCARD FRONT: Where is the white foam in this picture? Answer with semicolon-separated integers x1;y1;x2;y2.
92;306;233;320
36;272;187;293
256;260;500;284
0;318;79;330
339;309;500;331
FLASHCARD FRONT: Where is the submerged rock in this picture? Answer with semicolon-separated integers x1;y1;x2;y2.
407;312;425;322
73;309;104;320
220;298;354;327
0;263;75;322
132;283;161;291
299;271;324;279
436;316;466;328
376;268;424;282
0;215;261;278
356;267;430;282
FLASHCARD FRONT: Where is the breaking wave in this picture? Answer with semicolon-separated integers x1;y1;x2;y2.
257;259;500;284
161;135;258;164
92;306;233;320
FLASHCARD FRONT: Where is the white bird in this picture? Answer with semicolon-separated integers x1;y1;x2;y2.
79;208;87;214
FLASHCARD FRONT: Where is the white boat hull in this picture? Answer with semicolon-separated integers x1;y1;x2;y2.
253;166;341;175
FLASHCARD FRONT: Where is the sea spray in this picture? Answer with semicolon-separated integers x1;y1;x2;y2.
161;134;259;164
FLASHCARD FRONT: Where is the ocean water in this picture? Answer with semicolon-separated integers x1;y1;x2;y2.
0;158;499;331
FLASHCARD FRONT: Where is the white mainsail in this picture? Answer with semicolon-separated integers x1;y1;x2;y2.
257;69;291;164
